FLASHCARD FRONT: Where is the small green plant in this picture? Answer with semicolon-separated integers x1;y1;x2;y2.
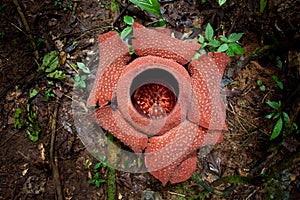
257;80;266;91
265;100;298;140
29;88;39;99
14;107;22;129
272;75;283;89
45;88;55;100
129;0;161;17
38;51;66;84
120;16;134;41
196;23;244;57
120;16;135;55
73;62;90;88
53;0;73;11
260;0;268;13
0;32;4;38
25;104;40;142
218;0;227;6
275;56;283;68
87;156;107;188
129;0;166;26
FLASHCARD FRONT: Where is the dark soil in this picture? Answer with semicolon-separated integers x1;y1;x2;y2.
0;0;299;199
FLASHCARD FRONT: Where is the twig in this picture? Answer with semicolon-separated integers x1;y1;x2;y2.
50;98;63;200
167;191;185;197
107;133;117;200
12;0;39;60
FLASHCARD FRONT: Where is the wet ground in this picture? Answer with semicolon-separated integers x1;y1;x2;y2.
0;0;299;199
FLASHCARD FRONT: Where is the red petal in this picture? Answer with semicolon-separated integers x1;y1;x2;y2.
188;53;229;130
145;120;222;185
93;106;148;153
87;32;131;107
132;24;200;65
170;151;197;184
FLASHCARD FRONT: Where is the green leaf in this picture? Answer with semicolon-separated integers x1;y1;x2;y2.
154;17;166;27
228;33;244;42
275;56;282;68
272;75;278;81
79;81;86;88
95;180;100;187
77;62;90;74
81;75;87;81
277;82;283;89
124;15;134;25
88;179;95;184
257;80;263;86
265;113;274;119
129;0;161;16
260;0;268;13
14;108;22;129
120;27;133;40
226;47;234;57
272;76;283;89
217;43;229;52
282;112;290;125
74;74;80;82
208;39;221;48
41;51;59;73
205;23;214;41
270;117;283;140
198;35;205;43
220;36;228;42
266;100;281;110
94;162;103;170
218;0;227;6
273;112;281;119
29;89;39;99
228;43;245;54
260;85;266;91
47;70;66;80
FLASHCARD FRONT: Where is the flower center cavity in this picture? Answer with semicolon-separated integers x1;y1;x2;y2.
132;83;177;119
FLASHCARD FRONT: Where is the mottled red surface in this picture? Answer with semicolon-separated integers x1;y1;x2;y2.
87;23;230;186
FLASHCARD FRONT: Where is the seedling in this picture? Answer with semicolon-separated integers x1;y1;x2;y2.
120;16;135;55
14;105;40;142
196;23;244;57
129;0;166;27
129;0;162;17
87;156;107;188
29;89;39;99
260;0;268;13
73;62;90;88
38;50;66;84
272;75;283;89
24;104;40;142
45;88;55;100
218;0;227;6
14;107;22;129
257;80;266;91
265;100;298;140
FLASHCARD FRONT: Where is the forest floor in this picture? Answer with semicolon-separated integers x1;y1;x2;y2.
0;0;299;199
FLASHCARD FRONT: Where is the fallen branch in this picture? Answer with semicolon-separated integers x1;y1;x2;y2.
12;0;39;60
50;98;63;200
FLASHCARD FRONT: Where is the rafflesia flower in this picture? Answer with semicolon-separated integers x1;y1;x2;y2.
87;23;230;186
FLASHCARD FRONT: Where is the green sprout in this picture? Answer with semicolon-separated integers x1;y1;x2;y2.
257;80;266;91
265;100;298;140
87;156;107;188
73;62;90;89
196;23;244;57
